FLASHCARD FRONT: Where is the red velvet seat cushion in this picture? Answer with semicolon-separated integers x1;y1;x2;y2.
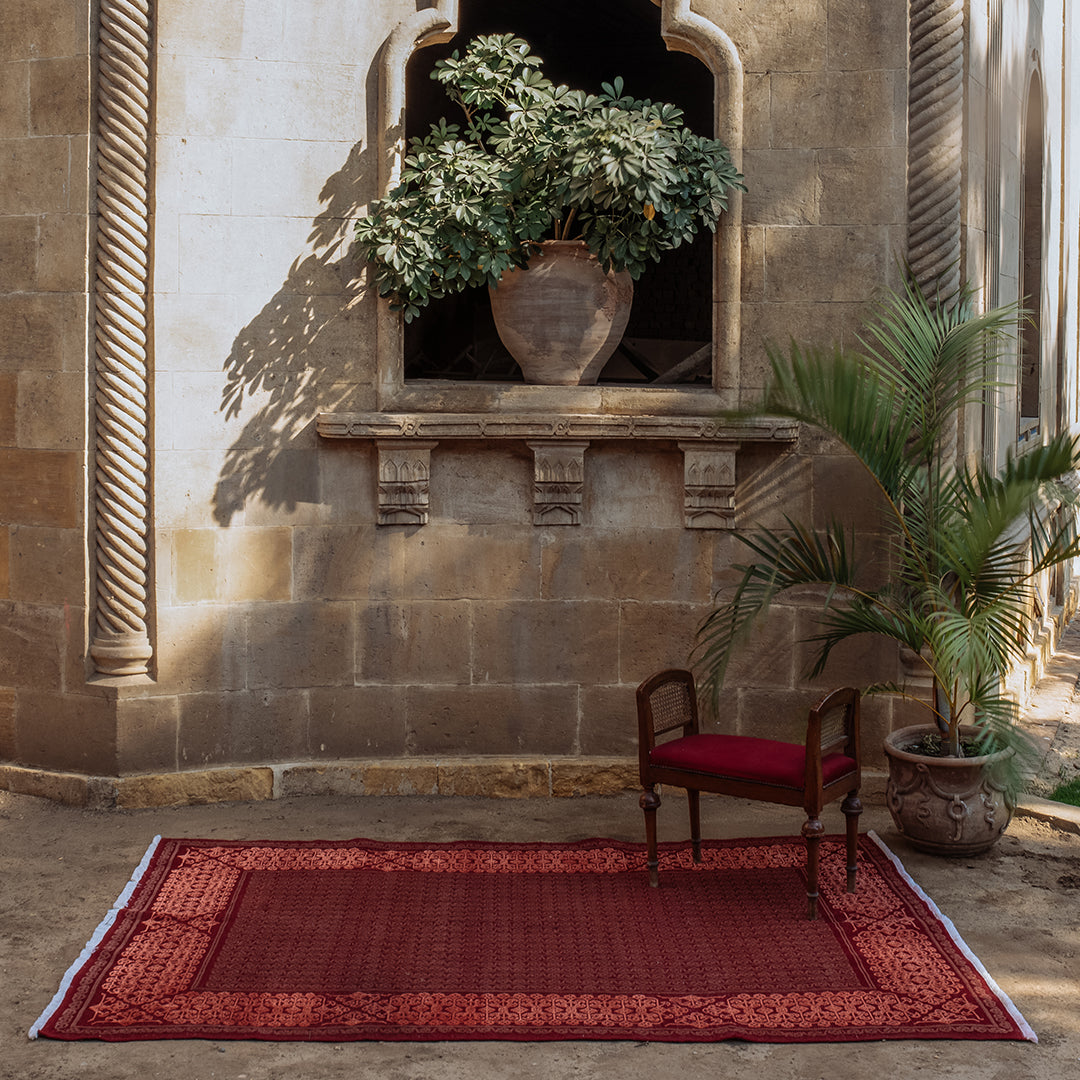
649;733;856;790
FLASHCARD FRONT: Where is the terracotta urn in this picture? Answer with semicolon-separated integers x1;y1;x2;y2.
488;240;633;385
884;724;1016;856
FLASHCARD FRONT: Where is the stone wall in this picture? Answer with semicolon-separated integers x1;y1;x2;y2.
2;0;1076;805
0;1;112;775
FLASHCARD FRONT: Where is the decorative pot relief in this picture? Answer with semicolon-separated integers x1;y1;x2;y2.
884;725;1015;855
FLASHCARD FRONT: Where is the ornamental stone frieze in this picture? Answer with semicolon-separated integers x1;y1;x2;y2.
319;413;797;529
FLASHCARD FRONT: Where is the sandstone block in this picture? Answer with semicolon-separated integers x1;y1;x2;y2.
245;601;354;689
0;215;36;287
277;763;365;797
0;687;14;758
719;604;799;691
0;763;91;806
471;600;619;685
35;213;91;292
0;61;28;137
293;523;395;600
541;527;711;603
617;601;707;685
741;149;820;227
578;684;638;757
436;758;550;798
430;446;533;525
0;600;63;688
308;685;409;758
356;601;471;684
0;293;85;372
0;528;9;599
580;444;684;529
116;767;275;808
361;760;439;796
172;527;292;604
715;1;827;72
8;525;81;602
549;756;638;796
762;226;890;303
405;684;579;756
155;134;234;216
0;0;88;62
818;148;907;227
731;686;819;742
16;371;85;449
178;689;310;765
154;603;247;693
827;0;907;69
117;694;180;774
153;291;238;370
29;55;89;136
14;689;114;774
0;136;71;214
400;525;540;601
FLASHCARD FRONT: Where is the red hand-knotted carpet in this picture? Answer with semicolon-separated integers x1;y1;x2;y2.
30;832;1034;1043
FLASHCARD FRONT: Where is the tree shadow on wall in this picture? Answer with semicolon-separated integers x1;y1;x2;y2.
211;136;375;527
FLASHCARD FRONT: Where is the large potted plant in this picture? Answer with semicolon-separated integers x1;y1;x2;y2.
355;33;745;385
694;272;1080;855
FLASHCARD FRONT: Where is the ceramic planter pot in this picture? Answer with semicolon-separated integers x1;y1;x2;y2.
488;240;633;385
884;724;1016;856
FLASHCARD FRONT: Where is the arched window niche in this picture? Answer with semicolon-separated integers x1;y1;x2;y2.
370;0;744;416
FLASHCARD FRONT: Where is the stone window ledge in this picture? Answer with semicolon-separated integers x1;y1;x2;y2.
318;411;797;528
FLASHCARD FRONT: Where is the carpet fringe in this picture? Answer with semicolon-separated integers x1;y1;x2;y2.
866;830;1038;1044
28;835;162;1040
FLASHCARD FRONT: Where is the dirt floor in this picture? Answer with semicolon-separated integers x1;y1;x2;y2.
2;787;1078;1080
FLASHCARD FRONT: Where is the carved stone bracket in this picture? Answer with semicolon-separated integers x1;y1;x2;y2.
527;441;589;525
322;413;797;529
679;441;737;529
376;440;437;525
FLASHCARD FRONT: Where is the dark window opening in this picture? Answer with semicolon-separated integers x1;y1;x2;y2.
1019;72;1043;426
403;0;716;384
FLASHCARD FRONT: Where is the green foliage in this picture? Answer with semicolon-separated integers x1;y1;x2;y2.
1049;775;1080;807
694;271;1080;778
354;34;746;320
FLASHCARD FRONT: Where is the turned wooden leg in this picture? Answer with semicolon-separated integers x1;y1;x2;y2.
802;815;824;920
688;788;702;863
640;787;662;887
842;790;862;893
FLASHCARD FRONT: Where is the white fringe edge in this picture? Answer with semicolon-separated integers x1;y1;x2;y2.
867;830;1038;1043
28;835;162;1040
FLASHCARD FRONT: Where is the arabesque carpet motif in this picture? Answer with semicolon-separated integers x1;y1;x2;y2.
31;834;1035;1043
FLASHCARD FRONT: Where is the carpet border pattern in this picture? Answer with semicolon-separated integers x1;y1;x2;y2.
30;832;1036;1043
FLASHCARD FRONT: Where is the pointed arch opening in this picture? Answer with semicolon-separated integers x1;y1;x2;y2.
372;0;744;412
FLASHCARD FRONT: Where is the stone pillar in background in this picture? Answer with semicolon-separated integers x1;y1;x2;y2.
89;0;154;677
907;0;964;296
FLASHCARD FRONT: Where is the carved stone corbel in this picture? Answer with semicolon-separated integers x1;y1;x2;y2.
376;440;438;525
679;441;737;529
527;441;589;526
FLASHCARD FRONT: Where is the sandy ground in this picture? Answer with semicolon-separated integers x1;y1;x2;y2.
2;788;1078;1080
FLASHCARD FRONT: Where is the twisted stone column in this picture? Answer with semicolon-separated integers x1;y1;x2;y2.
89;0;154;676
907;0;964;296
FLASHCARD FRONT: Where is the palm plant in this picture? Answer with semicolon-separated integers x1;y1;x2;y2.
694;272;1080;776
